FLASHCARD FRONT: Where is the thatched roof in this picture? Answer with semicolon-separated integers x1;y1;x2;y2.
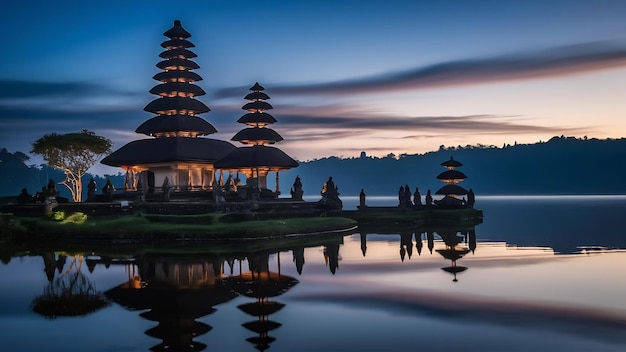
156;58;200;70
435;184;469;195
237;112;276;126
232;127;283;144
244;91;270;101
163;20;191;39
249;82;265;91
135;115;217;136
153;70;203;82
242;101;273;111
160;38;195;49
441;157;463;168
101;137;236;166
144;97;210;114
436;169;467;181
214;145;298;170
149;82;206;96
159;48;197;59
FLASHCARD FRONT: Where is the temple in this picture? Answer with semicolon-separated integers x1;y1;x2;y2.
214;83;298;198
101;20;236;193
434;157;474;207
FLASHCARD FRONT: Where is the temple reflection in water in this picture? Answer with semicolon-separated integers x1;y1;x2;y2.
99;234;343;351
27;224;481;350
360;224;478;282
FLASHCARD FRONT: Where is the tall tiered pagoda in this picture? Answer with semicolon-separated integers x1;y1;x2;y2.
101;20;235;193
214;83;298;196
435;157;471;207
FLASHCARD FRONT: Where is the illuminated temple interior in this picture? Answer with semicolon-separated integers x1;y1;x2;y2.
101;20;297;196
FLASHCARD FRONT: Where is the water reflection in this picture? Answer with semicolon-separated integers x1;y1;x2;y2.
4;197;626;351
32;254;109;318
359;224;478;282
227;253;298;351
91;234;345;351
105;254;236;351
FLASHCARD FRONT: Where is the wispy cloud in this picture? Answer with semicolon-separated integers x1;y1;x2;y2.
215;40;626;97
0;79;145;112
275;110;583;137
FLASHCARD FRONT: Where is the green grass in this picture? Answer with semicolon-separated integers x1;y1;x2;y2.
14;213;357;240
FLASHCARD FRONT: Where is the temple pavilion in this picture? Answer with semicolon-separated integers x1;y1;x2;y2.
435;157;472;207
101;20;236;192
214;83;298;196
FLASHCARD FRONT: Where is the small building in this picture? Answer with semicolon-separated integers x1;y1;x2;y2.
214;83;298;198
435;157;472;207
101;20;236;193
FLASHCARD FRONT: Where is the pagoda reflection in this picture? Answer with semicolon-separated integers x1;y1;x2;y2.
97;233;345;351
432;228;476;282
226;252;298;351
359;223;478;282
105;254;237;351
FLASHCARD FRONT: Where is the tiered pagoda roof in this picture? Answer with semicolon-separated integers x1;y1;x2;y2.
102;20;235;167
232;82;283;145
215;83;298;171
435;157;468;196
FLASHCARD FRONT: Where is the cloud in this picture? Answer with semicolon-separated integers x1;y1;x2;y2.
0;79;145;112
0;80;118;99
214;40;626;97
275;111;583;137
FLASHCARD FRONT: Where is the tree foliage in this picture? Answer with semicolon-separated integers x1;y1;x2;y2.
31;130;112;202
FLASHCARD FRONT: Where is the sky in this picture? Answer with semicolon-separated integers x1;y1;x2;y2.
1;0;626;175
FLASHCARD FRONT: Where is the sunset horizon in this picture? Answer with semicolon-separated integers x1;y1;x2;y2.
1;1;626;176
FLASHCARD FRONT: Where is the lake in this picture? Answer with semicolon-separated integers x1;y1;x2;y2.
1;196;626;351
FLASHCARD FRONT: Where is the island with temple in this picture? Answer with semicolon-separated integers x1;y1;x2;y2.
343;156;482;229
0;20;481;241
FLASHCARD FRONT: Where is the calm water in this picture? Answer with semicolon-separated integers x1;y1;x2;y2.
2;196;626;351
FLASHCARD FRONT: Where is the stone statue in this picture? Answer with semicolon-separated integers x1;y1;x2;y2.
404;184;412;206
359;188;366;208
413;187;422;207
467;188;475;208
321;177;338;197
102;179;114;202
319;176;342;210
17;188;32;204
161;177;171;200
291;175;303;200
46;179;58;197
87;178;97;202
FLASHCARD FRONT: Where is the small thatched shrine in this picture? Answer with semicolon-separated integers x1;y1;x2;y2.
214;83;298;198
435;157;475;208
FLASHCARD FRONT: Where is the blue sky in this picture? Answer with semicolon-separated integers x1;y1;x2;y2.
1;0;626;174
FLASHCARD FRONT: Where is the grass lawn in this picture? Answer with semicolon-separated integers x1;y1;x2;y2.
9;212;358;241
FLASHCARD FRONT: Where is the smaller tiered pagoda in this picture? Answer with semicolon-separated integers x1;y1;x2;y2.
215;83;298;198
435;157;474;207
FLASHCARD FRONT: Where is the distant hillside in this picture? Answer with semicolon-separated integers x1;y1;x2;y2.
0;148;124;199
1;136;625;199
280;136;626;196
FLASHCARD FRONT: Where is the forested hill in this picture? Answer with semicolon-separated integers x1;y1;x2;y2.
0;148;123;200
1;136;625;198
281;136;626;196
